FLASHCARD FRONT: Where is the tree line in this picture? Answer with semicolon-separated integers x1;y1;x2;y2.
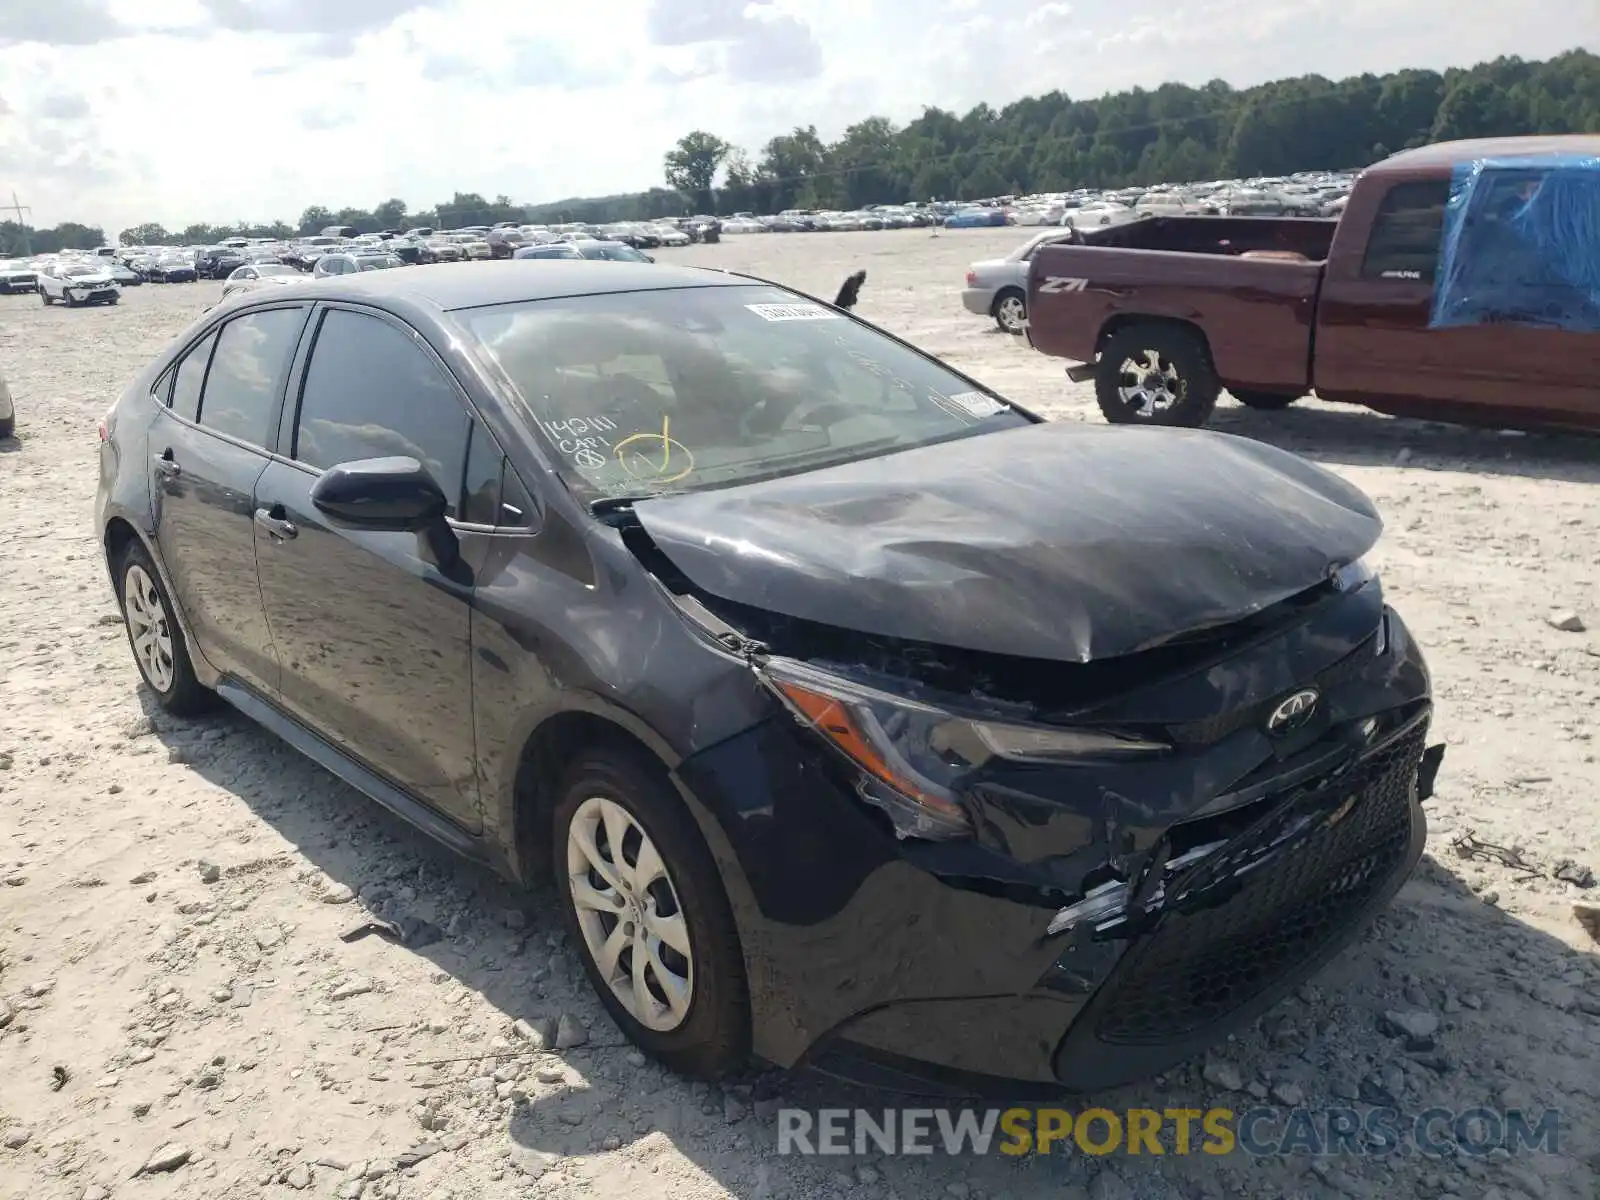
2;48;1593;256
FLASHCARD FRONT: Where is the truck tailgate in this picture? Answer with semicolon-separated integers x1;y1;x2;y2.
1026;245;1324;395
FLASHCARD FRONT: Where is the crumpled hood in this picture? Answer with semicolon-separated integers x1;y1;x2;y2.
633;422;1382;664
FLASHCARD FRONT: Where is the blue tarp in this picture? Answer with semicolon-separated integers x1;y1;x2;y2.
1430;153;1600;333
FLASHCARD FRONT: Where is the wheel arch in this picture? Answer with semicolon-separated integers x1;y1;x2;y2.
100;516;219;686
1094;313;1215;367
990;284;1025;314
509;704;683;886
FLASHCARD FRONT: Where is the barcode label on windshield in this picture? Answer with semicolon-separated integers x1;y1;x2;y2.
946;391;1008;417
746;302;840;322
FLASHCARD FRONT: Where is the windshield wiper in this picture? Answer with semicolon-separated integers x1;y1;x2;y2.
589;491;686;516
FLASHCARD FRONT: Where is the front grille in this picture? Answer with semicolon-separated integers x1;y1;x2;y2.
1091;722;1425;1045
1166;631;1378;748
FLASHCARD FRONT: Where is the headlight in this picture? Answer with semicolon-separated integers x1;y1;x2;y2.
760;658;1170;842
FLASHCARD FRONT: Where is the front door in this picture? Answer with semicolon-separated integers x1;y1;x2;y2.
252;306;481;831
149;310;307;694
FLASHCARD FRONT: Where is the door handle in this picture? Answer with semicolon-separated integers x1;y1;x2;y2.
153;450;181;478
253;507;298;540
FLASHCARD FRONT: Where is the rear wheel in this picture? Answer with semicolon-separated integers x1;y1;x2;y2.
1094;323;1219;427
115;541;215;715
553;745;748;1079
1230;388;1302;411
992;288;1027;334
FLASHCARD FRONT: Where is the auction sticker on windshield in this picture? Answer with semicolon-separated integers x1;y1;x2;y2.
746;302;840;322
937;391;1009;419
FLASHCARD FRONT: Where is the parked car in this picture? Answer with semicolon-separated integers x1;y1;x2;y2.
512;243;583;261
486;228;530;259
197;247;251;279
962;229;1077;334
0;258;39;294
944;206;1008;228
574;240;654;263
108;262;144;287
1026;134;1599;431
0;366;13;439
39;261;120;306
312;252;405;277
96;260;1441;1092
148;255;199;284
222;263;304;298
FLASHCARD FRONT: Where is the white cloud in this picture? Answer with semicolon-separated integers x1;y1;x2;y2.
0;0;1585;233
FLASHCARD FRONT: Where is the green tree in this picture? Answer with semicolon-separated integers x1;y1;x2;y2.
299;205;333;234
120;223;170;246
663;131;732;213
372;198;408;228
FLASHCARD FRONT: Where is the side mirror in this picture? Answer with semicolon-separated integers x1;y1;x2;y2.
311;456;446;531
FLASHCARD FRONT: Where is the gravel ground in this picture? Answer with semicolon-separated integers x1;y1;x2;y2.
2;228;1599;1200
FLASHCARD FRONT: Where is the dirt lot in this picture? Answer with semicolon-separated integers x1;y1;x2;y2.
2;229;1599;1200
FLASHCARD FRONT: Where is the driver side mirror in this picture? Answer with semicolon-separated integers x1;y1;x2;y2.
311;456;446;532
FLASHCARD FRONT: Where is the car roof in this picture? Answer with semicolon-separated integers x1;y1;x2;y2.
292;260;751;311
1371;135;1600;174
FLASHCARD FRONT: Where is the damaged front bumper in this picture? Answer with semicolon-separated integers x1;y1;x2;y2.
673;600;1442;1097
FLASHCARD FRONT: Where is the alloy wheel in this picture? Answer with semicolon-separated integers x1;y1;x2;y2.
566;795;694;1032
997;294;1027;332
1116;349;1183;417
123;563;175;692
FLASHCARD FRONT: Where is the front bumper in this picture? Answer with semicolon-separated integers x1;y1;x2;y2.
675;601;1437;1096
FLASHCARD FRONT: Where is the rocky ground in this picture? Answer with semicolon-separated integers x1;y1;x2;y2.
1;228;1598;1200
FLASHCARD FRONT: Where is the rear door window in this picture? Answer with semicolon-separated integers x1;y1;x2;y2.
196;308;306;447
168;332;217;422
1361;181;1450;282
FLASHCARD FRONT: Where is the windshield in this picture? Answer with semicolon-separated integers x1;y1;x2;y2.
257;264;298;277
63;264;99;277
460;284;1029;503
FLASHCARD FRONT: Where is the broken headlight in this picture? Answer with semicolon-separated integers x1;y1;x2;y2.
760;658;1170;842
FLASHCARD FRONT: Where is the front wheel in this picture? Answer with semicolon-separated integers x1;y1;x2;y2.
39;291;51;305
992;288;1027;334
116;541;215;715
1094;323;1219;427
553;746;749;1079
1230;388;1302;411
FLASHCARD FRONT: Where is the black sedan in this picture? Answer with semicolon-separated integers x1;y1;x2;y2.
95;262;1442;1092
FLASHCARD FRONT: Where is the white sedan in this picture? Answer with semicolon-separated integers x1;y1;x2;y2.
222;262;304;299
38;261;120;307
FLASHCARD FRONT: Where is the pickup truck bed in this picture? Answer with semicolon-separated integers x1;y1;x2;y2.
1029;218;1335;401
1024;135;1600;434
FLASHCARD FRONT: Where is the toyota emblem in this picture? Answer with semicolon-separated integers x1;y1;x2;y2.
1265;688;1320;735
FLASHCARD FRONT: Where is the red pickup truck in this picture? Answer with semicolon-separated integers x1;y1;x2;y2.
1025;134;1599;432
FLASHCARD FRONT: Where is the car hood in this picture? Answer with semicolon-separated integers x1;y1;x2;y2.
66;273;115;284
632;422;1382;664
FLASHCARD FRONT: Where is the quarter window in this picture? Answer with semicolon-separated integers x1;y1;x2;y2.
293;309;470;518
169;331;217;422
1361;181;1450;282
196;309;305;446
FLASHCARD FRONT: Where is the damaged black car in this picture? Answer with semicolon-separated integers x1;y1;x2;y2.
96;261;1443;1094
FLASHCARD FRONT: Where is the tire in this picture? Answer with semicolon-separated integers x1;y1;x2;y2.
553;745;749;1079
40;290;51;306
1230;388;1301;411
0;416;13;440
115;540;215;715
992;288;1027;334
1094;322;1220;427
105;296;119;305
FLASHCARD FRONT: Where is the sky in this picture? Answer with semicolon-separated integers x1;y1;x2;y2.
0;0;1593;234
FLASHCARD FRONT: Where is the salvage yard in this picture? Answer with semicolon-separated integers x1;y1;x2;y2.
3;227;1600;1200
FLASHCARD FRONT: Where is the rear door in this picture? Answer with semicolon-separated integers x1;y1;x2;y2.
252;305;481;830
149;305;310;693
